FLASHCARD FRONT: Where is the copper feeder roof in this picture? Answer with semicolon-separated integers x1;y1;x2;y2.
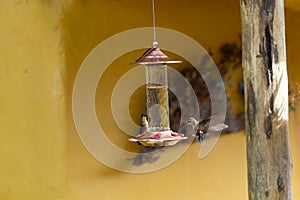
132;44;182;65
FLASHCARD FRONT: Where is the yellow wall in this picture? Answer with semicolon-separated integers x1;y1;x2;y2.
1;0;299;199
0;1;68;200
63;1;246;200
286;9;300;200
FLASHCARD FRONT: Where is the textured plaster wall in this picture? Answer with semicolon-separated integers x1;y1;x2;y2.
0;1;68;200
63;0;299;200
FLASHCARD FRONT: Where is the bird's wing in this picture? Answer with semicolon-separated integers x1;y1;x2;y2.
208;124;228;132
199;117;229;133
198;118;211;133
136;127;148;138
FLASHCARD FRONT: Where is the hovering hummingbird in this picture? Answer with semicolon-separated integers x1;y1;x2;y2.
135;114;149;139
187;117;228;143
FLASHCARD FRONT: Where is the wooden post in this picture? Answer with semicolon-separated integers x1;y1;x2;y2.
240;0;293;199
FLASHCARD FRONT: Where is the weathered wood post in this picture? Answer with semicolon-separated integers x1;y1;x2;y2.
240;0;293;199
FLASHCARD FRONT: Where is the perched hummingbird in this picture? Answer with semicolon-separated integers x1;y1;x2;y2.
135;114;149;139
187;117;228;143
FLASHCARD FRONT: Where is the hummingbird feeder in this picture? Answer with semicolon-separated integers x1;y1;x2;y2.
129;0;187;147
128;42;187;147
128;0;187;147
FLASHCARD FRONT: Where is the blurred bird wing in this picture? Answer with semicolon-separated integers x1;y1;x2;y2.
198;117;229;133
198;118;211;133
139;126;147;133
136;127;148;138
207;124;228;132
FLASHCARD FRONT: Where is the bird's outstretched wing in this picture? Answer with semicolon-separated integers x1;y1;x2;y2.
198;117;228;133
136;127;148;138
208;124;228;132
197;118;211;133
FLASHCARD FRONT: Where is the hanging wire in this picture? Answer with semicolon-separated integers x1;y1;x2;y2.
152;0;158;47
